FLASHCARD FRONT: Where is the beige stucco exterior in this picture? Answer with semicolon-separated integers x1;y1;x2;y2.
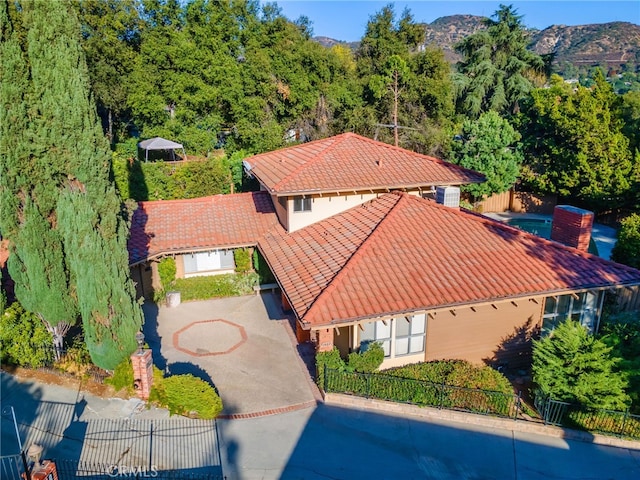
273;189;428;232
326;296;546;369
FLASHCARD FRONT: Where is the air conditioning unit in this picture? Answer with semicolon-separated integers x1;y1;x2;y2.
436;186;460;208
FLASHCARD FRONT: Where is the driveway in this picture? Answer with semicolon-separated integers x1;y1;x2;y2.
142;293;318;416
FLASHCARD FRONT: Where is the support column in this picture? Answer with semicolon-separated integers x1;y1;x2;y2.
296;320;311;343
131;349;154;400
315;328;334;352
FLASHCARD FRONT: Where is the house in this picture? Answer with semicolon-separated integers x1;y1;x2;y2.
128;192;279;298
128;133;640;369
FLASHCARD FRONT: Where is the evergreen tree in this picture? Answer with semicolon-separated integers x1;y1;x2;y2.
1;0;143;369
611;214;640;269
454;4;545;118
532;320;629;410
450;111;522;201
0;0;78;351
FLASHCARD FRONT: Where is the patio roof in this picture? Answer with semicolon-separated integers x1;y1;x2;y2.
128;192;278;265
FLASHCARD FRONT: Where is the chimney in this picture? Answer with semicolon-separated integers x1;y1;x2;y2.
436;186;460;208
550;205;594;251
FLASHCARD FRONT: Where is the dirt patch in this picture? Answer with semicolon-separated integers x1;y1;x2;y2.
3;366;125;399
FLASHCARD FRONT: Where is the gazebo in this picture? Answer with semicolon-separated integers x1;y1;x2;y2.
138;137;186;162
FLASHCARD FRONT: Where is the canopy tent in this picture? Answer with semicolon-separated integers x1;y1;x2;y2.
138;137;186;161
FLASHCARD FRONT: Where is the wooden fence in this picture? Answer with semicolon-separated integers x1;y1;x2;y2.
475;190;558;214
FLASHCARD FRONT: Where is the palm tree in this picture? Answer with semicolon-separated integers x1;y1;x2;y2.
454;4;546;118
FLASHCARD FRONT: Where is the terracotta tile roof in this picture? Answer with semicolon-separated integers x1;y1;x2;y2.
244;132;485;195
128;192;278;264
259;193;640;327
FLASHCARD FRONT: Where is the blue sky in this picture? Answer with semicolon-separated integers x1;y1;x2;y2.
272;1;640;42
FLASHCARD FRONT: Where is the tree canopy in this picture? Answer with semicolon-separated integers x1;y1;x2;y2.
454;4;545;118
450;111;522;200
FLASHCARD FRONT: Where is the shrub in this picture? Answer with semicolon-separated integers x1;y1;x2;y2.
0;303;53;368
253;249;275;284
316;348;346;387
233;249;252;274
55;334;93;376
149;366;168;406
163;374;223;419
171;272;258;302
611;214;640;269
533;320;629;410
158;257;177;291
105;357;134;394
347;342;384;373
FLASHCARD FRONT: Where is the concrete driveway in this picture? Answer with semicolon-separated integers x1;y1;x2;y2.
142;293;318;416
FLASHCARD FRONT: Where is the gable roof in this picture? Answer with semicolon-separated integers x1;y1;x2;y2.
259;193;640;327
128;192;278;265
244;132;485;195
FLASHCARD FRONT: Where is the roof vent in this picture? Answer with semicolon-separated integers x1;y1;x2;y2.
436;186;460;208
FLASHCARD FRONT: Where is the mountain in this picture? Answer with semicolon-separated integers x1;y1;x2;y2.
315;16;640;74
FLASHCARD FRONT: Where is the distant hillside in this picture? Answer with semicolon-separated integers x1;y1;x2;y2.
314;16;640;74
529;22;640;70
313;36;359;51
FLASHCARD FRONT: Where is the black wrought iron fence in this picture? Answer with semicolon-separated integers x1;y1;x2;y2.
535;396;640;439
324;367;522;419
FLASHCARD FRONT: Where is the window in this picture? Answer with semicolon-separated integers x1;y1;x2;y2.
183;250;235;274
395;314;426;356
361;320;391;356
293;196;311;212
360;314;426;358
542;291;602;335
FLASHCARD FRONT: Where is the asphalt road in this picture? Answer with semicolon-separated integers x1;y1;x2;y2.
2;373;639;480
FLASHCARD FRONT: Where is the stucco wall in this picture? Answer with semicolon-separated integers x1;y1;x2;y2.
425;297;544;367
286;189;425;232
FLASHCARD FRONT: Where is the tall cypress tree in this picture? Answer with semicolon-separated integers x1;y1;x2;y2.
0;0;78;351
1;0;143;369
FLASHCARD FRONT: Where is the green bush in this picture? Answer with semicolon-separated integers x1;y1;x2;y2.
171;272;258;302
347;342;384;373
316;348;346;387
149;366;168;406
233;248;252;274
105;357;134;394
253;249;275;284
163;374;223;419
0;303;53;367
158;257;177;291
112;154;232;202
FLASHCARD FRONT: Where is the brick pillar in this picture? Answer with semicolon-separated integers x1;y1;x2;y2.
296;320;311;343
30;460;59;480
281;291;292;312
131;349;154;400
315;328;334;352
550;205;594;251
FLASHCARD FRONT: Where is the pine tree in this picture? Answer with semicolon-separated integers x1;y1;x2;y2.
532;320;629;410
454;5;545;118
1;0;143;369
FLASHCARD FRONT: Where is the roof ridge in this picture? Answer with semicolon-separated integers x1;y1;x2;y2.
303;192;405;321
272;134;351;192
354;134;485;178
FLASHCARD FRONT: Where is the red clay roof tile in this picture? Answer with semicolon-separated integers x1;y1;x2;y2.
259;192;640;327
128;192;278;264
244;133;484;195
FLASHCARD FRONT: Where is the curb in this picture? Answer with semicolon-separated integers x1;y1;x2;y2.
324;393;640;451
218;400;317;419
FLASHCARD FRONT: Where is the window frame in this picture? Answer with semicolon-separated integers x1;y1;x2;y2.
292;196;312;213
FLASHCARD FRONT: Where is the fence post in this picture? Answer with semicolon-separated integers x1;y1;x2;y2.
514;391;521;421
439;380;445;409
323;364;328;393
366;373;371;399
620;409;630;438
